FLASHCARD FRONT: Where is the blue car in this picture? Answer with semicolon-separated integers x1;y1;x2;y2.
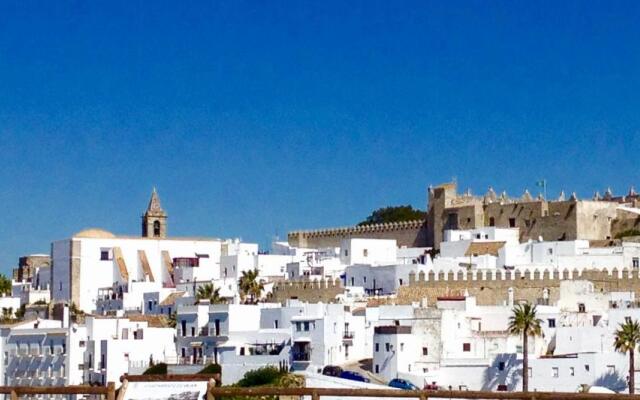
339;370;370;383
388;378;420;390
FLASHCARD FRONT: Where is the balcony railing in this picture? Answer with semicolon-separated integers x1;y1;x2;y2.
292;352;311;361
343;331;354;339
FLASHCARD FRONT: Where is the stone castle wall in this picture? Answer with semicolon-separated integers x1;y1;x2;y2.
269;278;344;304
398;266;640;306
288;220;428;249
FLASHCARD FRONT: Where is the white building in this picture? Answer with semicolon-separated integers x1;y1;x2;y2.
84;314;176;385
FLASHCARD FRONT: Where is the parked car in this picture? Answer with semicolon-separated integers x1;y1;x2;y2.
339;370;370;383
322;365;343;377
389;378;419;390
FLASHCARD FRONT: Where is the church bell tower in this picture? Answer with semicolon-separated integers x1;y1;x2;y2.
142;187;167;238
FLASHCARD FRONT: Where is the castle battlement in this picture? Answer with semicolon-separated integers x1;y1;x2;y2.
288;219;425;239
409;265;640;285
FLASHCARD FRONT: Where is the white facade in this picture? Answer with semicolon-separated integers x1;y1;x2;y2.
340;239;397;266
51;230;222;312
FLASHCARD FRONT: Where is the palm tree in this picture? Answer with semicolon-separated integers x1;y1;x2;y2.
196;283;225;304
508;302;542;392
0;274;12;296
238;269;263;304
614;318;640;394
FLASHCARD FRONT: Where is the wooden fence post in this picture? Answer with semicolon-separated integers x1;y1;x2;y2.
311;389;319;400
116;379;128;400
10;389;17;400
107;382;116;400
207;378;215;400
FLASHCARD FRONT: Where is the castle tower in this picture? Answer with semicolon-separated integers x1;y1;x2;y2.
142;188;167;238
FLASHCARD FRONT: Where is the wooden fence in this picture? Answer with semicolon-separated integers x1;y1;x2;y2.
0;382;114;400
206;386;640;400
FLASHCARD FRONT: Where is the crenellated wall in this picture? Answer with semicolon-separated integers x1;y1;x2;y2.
269;277;344;304
399;266;640;306
287;220;427;248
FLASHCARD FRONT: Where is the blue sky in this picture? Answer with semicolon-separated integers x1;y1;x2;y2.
1;1;639;271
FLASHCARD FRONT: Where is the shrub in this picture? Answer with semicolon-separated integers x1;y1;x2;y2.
198;363;222;374
236;366;285;387
142;362;167;375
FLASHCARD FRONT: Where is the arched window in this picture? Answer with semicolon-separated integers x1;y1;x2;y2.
153;220;161;237
489;217;495;227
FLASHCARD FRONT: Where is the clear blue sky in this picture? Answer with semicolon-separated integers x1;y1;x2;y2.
1;1;639;271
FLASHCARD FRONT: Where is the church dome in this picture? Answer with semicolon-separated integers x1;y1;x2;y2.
74;228;116;238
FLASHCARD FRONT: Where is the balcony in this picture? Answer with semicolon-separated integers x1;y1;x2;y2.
343;331;354;339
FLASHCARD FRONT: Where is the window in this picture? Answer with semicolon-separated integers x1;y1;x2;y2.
547;248;553;255
489;217;495;227
578;303;586;313
363;249;368;257
153;220;161;237
463;343;471;352
548;318;556;328
569;367;575;376
497;385;508;392
100;249;112;261
607;365;615;374
350;277;354;286
181;348;186;358
363;276;367;283
303;321;310;331
344;249;349;257
375;343;379;352
422;347;428;356
385;343;390;352
498;362;505;371
274;320;279;329
375;364;379;373
633;258;639;269
476;234;481;239
446;213;458;230
398;278;403;286
509;218;516;228
400;343;404;351
214;319;221;336
191;327;195;336
585;364;590;372
552;367;559;378
524;219;531;228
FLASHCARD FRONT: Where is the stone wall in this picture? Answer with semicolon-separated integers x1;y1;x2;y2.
269;278;344;304
288;220;428;249
397;267;640;306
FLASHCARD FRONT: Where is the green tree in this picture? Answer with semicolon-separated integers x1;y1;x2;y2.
239;269;263;304
508;303;542;392
0;274;12;296
614;319;640;394
357;205;426;226
196;283;225;304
